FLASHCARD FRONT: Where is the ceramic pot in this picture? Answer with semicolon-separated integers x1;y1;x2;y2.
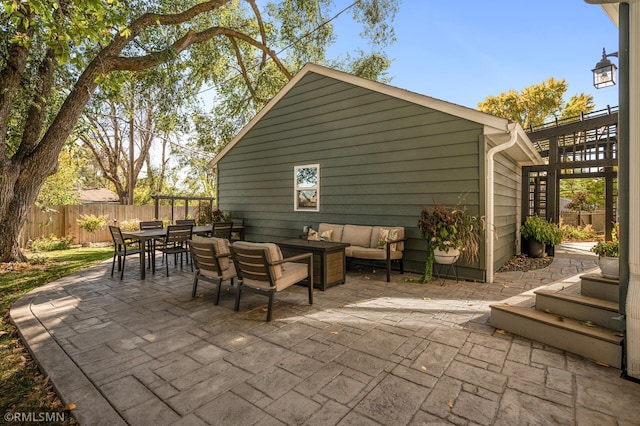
524;238;545;258
434;248;460;264
598;255;619;280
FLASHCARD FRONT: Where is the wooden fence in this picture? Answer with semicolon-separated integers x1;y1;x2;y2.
559;210;606;233
20;204;192;247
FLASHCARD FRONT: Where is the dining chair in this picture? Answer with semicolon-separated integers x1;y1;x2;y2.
176;219;196;225
157;224;193;276
140;220;164;271
108;226;141;280
188;238;237;305
230;241;313;322
211;221;233;240
231;218;244;241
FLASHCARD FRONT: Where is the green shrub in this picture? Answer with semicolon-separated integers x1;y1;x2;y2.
119;219;141;231
31;235;74;251
520;215;563;246
561;224;598;242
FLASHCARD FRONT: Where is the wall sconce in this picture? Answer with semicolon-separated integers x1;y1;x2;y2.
592;47;618;89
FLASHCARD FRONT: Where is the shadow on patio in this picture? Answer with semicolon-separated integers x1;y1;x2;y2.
10;255;640;425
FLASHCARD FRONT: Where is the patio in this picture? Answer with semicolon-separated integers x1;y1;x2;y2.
11;249;640;425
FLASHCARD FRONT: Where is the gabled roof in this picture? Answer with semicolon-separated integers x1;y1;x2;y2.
210;63;542;167
79;188;119;203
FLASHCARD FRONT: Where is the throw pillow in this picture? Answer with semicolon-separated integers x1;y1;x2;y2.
376;229;389;249
377;228;399;251
307;228;320;241
320;229;333;241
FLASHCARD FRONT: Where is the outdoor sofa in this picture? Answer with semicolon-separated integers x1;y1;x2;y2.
314;223;405;282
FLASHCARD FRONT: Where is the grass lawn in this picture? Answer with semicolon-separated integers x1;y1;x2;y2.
0;247;113;422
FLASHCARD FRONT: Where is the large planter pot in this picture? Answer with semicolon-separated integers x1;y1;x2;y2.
524;238;545;258
598;256;619;280
434;248;460;265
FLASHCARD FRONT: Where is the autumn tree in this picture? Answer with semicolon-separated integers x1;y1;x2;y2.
0;0;398;262
477;78;595;129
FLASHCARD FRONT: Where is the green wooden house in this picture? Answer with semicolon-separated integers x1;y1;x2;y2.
210;63;542;282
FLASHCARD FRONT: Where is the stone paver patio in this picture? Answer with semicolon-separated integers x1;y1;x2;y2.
10;248;640;425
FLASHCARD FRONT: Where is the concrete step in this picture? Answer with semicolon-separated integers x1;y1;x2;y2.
534;287;620;329
580;273;619;302
490;304;623;368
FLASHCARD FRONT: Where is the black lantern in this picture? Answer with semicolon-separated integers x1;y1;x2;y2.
592;48;618;89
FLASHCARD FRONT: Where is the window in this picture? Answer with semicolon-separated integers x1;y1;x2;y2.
294;164;319;211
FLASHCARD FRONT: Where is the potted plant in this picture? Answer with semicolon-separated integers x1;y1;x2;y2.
520;215;563;258
418;203;484;282
591;223;619;279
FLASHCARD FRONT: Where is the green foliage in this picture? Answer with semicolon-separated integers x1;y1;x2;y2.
566;190;598;213
119;219;141;231
591;223;619;257
520;216;563;246
30;235;74;251
561;224;598;242
195;205;229;225
418;203;484;263
477;78;595;129
560;178;607;208
77;214;108;234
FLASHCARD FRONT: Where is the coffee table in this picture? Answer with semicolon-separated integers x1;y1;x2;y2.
278;239;349;291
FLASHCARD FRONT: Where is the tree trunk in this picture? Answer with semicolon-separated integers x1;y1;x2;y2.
0;166;42;262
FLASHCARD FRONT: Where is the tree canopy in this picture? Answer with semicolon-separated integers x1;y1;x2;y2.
0;0;399;262
477;78;595;129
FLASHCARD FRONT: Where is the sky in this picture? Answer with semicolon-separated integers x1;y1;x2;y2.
326;0;619;114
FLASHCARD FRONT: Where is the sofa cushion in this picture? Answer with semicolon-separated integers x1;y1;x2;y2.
342;224;373;248
350;247;404;261
318;223;343;242
232;241;283;279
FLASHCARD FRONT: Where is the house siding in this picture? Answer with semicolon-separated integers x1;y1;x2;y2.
492;151;522;269
218;72;486;279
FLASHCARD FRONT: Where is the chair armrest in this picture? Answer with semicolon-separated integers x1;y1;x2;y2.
271;252;313;266
386;237;407;244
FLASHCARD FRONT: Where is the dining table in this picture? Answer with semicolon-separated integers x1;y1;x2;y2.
122;225;212;279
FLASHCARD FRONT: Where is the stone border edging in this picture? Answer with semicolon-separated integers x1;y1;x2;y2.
10;283;127;426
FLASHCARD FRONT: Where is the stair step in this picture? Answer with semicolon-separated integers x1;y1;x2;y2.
580;273;619;302
534;289;620;329
490;304;622;368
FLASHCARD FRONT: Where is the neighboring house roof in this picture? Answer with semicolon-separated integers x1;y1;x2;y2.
210;63;543;167
79;188;119;203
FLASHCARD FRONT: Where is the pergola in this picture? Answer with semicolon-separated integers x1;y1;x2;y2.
151;195;215;223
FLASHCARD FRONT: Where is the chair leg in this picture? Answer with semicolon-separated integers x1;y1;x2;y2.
234;283;242;311
191;274;199;297
266;291;274;322
386;257;391;282
111;254;116;276
308;259;314;304
214;279;222;305
120;255;125;280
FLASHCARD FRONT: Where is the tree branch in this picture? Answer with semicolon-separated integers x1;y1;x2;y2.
15;48;58;161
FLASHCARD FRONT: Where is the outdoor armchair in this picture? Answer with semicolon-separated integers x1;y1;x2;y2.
109;226;142;280
230;241;313;322
188;238;237;305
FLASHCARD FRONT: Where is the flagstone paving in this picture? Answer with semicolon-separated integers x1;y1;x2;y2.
10;249;640;425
